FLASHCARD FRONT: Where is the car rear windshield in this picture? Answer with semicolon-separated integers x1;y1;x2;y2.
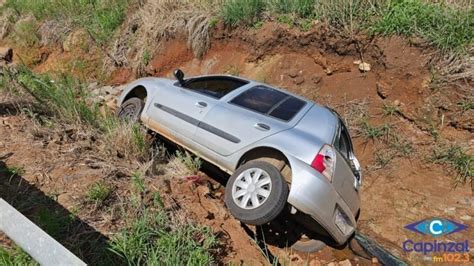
230;85;306;121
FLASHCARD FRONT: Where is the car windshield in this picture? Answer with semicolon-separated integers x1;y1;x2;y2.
230;85;306;121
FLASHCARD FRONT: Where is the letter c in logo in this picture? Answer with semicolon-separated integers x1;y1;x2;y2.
429;219;443;236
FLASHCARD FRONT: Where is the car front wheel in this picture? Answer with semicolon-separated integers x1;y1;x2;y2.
117;97;144;123
225;161;289;225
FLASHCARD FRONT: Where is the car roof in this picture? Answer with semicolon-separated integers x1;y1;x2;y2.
187;74;310;103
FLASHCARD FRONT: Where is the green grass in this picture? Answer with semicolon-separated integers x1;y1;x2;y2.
219;0;472;52
4;0;129;44
6;66;101;127
431;145;473;186
175;150;202;175
221;0;265;26
360;120;390;140
12;19;39;47
0;165;25;179
35;208;74;239
382;103;400;117
109;190;217;265
372;0;474;52
87;181;112;203
0;246;37;266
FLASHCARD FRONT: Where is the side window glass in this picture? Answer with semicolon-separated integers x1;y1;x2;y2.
230;86;287;114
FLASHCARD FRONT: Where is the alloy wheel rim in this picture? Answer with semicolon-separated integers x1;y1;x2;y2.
232;168;272;210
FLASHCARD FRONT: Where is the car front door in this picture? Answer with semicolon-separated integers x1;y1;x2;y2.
193;85;308;156
147;83;218;143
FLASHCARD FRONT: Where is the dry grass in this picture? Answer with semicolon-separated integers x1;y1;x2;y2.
109;0;220;74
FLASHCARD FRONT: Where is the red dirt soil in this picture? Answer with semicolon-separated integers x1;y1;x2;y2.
1;21;472;264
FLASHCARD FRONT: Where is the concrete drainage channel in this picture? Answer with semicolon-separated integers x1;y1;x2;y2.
0;198;86;266
353;232;407;266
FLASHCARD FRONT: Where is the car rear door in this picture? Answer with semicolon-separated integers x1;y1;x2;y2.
193;85;308;156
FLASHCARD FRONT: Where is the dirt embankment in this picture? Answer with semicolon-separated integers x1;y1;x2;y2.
1;21;473;264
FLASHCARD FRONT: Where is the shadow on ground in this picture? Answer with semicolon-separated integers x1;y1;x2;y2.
0;153;123;265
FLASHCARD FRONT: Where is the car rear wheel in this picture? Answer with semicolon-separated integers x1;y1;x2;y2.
225;161;288;225
117;97;144;123
291;236;326;253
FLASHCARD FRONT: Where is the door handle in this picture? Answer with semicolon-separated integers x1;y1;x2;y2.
195;101;207;108
254;123;271;131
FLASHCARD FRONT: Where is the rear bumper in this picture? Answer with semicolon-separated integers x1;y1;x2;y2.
287;155;360;245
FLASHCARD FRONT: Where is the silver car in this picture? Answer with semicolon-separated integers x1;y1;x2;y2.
117;70;362;250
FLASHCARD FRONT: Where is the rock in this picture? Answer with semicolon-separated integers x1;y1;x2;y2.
358;62;371;72
444;207;456;214
393;99;401;106
338;259;352;266
294;76;305;85
63;29;91;52
311;74;322;84
460;215;471;221
287;68;298;78
324;68;333;75
0;47;13;62
376;81;390;99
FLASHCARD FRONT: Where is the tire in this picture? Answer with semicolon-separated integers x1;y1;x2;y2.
291;237;326;253
225;160;289;225
117;97;144;123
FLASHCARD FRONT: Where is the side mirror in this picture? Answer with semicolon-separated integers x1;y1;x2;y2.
174;69;185;86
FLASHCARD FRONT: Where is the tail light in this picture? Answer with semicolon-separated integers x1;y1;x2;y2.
311;144;336;182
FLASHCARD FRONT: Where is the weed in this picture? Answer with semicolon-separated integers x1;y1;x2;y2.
208;16;219;28
0;246;37;266
140;49;151;66
431;145;473;186
360;120;390;140
374;151;394;168
131;171;145;194
389;136;413;157
87;181;112;203
458;100;474;112
221;0;265;26
276;14;294;27
103;118;151;161
373;0;474;52
175;150;202;175
0;165;25;179
252;20;264;29
382;103;400;117
298;18;313;31
12;18;39;47
225;64;241;76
